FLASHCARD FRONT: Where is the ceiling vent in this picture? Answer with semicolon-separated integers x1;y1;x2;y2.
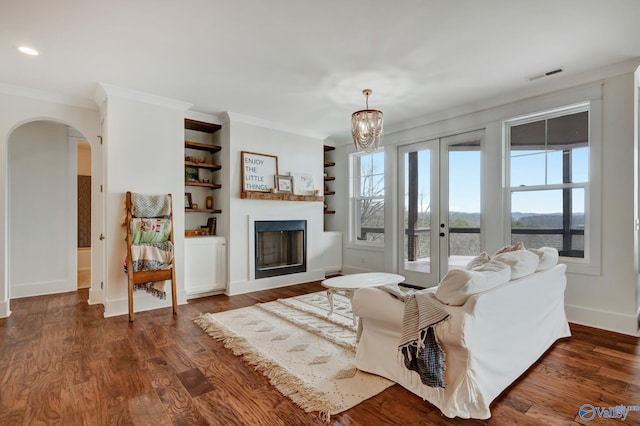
528;68;564;81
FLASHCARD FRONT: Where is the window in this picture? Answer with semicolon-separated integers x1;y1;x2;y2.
506;104;589;258
350;150;385;245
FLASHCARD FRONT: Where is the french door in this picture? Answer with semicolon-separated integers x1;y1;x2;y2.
398;130;484;287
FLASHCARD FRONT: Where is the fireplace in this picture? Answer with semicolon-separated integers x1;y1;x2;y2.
254;220;307;279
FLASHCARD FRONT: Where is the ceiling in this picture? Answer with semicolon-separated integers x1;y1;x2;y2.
2;0;640;142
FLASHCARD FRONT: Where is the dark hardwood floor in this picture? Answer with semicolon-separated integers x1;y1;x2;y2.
0;281;639;425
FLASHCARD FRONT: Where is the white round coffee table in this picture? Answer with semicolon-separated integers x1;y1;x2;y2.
321;272;405;325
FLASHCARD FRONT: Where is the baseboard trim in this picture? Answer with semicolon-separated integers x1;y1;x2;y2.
227;269;324;296
10;279;75;299
340;265;374;275
0;299;11;318
104;292;187;318
88;288;103;305
566;304;639;337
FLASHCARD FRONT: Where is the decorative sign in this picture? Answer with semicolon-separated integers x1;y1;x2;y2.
241;151;278;192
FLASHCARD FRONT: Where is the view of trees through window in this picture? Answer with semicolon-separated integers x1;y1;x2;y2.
353;151;384;243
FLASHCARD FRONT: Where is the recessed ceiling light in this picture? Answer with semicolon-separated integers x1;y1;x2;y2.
17;46;39;56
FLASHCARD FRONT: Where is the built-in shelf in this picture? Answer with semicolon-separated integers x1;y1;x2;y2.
185;181;222;189
185;120;222;134
185;141;222;153
240;191;323;202
185;208;222;214
185;118;223;217
185;161;222;170
323;144;336;218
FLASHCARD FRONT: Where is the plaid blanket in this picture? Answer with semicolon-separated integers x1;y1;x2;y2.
382;284;450;388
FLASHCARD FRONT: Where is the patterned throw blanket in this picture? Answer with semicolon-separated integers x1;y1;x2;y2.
130;241;174;272
125;241;174;299
125;192;173;300
382;284;450;388
131;193;171;218
129;218;172;244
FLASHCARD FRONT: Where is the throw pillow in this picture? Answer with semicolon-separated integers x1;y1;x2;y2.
465;251;491;270
492;249;539;279
528;247;559;271
494;241;524;255
435;262;511;306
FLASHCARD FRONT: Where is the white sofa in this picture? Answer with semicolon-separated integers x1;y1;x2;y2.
352;258;570;419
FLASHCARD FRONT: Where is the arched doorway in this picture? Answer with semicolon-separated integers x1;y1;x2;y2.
7;120;92;298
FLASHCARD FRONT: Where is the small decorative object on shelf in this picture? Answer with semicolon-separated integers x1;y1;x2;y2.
276;174;293;193
185;229;209;237
207;217;217;235
205;196;213;210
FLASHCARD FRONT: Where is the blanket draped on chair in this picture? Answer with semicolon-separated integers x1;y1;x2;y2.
382;284;450;388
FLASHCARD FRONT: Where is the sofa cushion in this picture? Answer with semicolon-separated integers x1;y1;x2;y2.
435;261;511;306
492;249;540;279
494;241;524;255
465;251;490;270
528;247;559;271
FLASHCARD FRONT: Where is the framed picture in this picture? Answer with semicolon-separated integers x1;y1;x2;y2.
185;193;192;209
185;166;199;182
291;172;315;195
276;175;293;193
241;151;278;192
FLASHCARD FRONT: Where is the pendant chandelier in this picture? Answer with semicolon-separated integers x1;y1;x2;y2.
351;89;383;152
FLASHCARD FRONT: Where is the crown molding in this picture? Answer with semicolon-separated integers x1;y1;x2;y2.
184;110;224;125
223;111;328;141
0;82;97;110
95;83;193;111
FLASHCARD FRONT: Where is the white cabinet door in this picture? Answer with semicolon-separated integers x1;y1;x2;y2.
185;236;226;297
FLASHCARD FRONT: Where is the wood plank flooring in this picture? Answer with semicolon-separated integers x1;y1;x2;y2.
0;282;639;425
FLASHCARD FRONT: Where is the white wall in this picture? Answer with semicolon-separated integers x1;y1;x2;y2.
561;72;636;334
224;118;325;295
99;88;190;317
0;91;100;317
8;121;75;297
333;68;640;336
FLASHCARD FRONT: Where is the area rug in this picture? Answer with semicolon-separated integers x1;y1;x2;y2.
193;291;394;421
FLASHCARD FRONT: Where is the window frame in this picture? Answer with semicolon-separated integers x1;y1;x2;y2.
503;101;602;275
348;149;385;249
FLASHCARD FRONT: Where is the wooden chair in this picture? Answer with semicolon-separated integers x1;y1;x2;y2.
125;191;177;321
